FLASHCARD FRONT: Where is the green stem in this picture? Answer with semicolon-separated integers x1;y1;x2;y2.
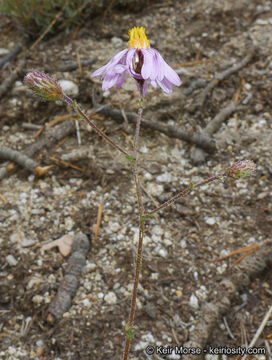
64;95;133;160
123;97;144;360
142;174;225;218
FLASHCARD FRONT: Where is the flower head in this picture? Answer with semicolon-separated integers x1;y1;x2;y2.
225;160;256;179
24;71;65;102
92;26;181;96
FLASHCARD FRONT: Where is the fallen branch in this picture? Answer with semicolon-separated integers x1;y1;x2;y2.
98;106;216;153
0;43;22;69
0;59;25;99
195;49;255;109
0;146;52;176
182;242;272;360
44;58;97;73
191;101;244;164
0;118;74;180
47;232;90;322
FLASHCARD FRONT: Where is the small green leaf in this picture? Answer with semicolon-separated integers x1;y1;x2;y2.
125;325;134;340
189;182;195;190
126;155;135;163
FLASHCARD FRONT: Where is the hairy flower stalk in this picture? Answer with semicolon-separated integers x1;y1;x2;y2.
24;71;131;159
95;28;179;360
143;160;256;218
91;28;181;359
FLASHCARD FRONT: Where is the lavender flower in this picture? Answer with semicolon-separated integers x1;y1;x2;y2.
92;27;181;96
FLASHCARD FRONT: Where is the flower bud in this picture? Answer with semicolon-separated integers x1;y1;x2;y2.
225;160;256;179
24;71;64;102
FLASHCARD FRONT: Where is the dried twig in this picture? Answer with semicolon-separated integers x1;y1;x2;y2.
183;79;207;96
0;194;8;204
0;43;22;69
191;101;244;164
182;243;272;360
50;156;86;173
0;118;74;180
30;11;62;50
0;59;25;99
98;106;216;153
21;123;43;131
0;146;52;176
44;58;97;73
47;233;90;322
195;49;255;109
241;305;272;360
94;202;103;242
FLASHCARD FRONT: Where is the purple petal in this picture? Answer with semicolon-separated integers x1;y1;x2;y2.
157;77;174;94
163;62;181;86
153;49;181;86
141;49;157;80
102;73;119;91
92;49;128;78
150;80;157;88
116;72;126;88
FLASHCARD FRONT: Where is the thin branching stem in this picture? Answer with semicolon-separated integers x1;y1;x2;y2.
64;95;133;160
123;98;144;360
143;174;225;218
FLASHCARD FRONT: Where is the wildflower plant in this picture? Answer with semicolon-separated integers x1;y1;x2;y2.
24;26;256;360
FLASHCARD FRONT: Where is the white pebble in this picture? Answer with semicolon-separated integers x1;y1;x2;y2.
189;293;199;310
157;173;172;183
104;291;117;305
32;295;44;305
205;217;216;225
82;298;91;308
0;48;9;56
158;248;168;258
58;80;79;97
6;254;18;266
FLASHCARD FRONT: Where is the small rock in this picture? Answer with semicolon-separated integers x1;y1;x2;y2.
257;192;268;200
0;48;9;56
6;254;18;266
82;298;91;308
189;293;199;310
58;80;79;97
158;248;168;258
32;295;44;305
111;36;123;46
157;173;172;182
64;217;74;231
104;291;117;305
205;217;216;225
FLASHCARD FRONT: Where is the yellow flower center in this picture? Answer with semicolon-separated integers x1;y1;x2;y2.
128;27;150;49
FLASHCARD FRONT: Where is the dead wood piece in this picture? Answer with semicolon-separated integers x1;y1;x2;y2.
0;59;25;99
183;79;207;96
44;58;97;73
0;44;22;69
195;49;255;109
191;101;244;164
181;243;272;360
47;233;89;322
98;106;216;153
0;118;74;180
0;146;37;171
0;146;52;176
21;123;43;130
